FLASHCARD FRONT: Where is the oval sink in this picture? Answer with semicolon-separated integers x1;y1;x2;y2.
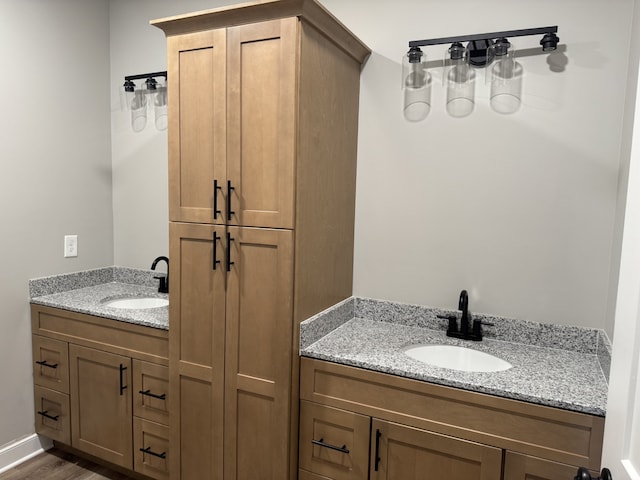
403;344;512;372
103;297;168;310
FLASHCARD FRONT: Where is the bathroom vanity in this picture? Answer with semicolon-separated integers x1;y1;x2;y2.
298;297;609;480
30;268;170;480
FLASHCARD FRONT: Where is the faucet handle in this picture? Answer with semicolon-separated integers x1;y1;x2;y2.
471;319;495;339
154;275;168;294
437;314;458;334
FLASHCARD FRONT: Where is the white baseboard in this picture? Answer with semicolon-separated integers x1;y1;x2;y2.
0;434;53;474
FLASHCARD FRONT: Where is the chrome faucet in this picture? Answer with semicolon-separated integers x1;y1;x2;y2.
151;256;169;294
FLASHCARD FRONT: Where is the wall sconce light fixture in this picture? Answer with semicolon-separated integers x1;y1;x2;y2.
403;26;559;120
122;71;168;132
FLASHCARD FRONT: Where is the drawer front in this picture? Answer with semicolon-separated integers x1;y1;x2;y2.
34;385;70;444
503;451;594;480
134;417;169;480
133;360;169;425
299;400;370;480
32;335;69;393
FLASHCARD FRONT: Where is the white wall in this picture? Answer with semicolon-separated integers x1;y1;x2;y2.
0;0;113;448
110;0;633;334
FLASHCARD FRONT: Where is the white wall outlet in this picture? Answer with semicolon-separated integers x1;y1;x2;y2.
64;235;78;258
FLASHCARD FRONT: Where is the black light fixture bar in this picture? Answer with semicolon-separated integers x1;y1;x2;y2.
124;71;167;82
409;26;558;48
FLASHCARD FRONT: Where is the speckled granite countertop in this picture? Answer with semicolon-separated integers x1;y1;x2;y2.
300;297;610;416
29;267;168;330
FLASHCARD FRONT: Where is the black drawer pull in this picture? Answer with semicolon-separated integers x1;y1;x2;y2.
119;364;127;396
36;360;58;369
213;179;222;219
140;447;167;459
37;410;59;421
139;389;166;401
212;231;221;270
226;232;235;272
312;438;350;454
374;429;381;471
227;180;235;220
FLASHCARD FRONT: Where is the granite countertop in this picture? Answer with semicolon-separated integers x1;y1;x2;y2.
300;297;610;416
29;267;168;330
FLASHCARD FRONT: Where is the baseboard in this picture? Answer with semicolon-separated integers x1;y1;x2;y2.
0;434;53;474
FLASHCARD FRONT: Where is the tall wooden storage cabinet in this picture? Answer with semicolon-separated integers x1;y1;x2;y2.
152;2;370;480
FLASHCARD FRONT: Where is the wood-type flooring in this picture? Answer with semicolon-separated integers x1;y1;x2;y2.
0;448;136;480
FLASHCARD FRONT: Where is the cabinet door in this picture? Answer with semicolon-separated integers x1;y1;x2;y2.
371;419;502;480
224;226;294;480
169;222;226;480
226;18;296;229
168;29;226;224
504;451;589;479
69;344;132;469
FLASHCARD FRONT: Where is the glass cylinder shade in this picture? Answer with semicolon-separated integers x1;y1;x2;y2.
154;82;168;131
445;46;475;118
402;50;431;122
130;90;147;132
489;48;522;114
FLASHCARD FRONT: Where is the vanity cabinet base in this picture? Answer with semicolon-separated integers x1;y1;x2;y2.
300;357;604;479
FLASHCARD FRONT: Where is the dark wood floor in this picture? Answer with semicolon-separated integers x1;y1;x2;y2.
0;448;136;480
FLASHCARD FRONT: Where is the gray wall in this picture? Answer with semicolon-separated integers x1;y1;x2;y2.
0;1;113;448
110;0;633;333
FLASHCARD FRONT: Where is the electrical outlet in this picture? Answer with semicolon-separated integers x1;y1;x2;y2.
64;235;78;258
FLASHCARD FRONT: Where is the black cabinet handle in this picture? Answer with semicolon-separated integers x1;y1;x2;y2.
37;410;59;421
374;429;381;471
139;447;167;459
139;389;167;401
213;180;222;219
119;364;127;396
575;467;613;480
227;180;235;220
311;438;350;454
36;360;58;369
226;232;235;272
212;231;221;270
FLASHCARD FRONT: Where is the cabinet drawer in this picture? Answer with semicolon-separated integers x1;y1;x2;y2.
133;360;169;425
34;385;70;444
32;335;69;393
134;417;169;480
299;400;370;480
503;451;594;480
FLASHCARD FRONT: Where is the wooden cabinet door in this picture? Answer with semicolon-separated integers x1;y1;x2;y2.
224;226;294;480
503;451;587;479
169;222;226;480
371;419;502;480
167;29;226;224
69;344;132;469
226;19;296;229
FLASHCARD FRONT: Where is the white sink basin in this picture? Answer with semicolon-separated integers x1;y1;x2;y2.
403;344;513;372
103;297;168;310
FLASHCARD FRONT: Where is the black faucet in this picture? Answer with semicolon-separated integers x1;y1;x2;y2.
438;289;491;341
458;290;470;336
151;256;169;294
